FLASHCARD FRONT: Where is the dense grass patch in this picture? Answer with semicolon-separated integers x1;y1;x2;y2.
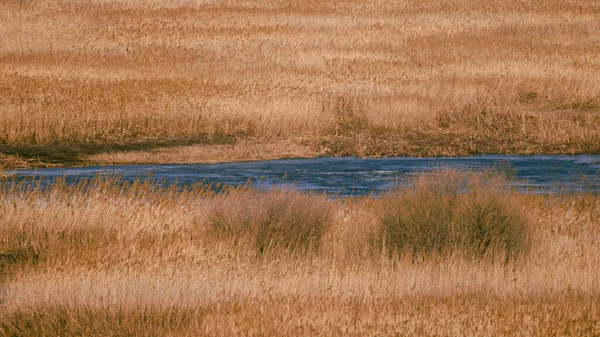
2;0;600;168
2;295;598;337
208;189;335;255
1;174;599;336
377;171;530;260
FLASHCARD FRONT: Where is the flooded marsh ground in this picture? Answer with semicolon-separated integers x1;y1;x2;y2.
1;0;600;168
1;172;599;336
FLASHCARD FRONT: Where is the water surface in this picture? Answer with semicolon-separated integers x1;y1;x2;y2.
9;155;600;196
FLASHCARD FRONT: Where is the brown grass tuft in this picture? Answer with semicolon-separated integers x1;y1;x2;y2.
208;188;335;255
377;171;529;260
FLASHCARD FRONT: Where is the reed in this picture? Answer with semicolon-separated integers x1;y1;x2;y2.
208;188;335;255
1;172;599;336
377;171;529;260
1;0;599;166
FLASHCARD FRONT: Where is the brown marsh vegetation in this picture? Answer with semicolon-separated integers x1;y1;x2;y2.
1;171;599;336
1;0;599;334
1;0;599;167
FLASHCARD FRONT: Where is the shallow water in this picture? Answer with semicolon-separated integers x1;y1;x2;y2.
9;155;600;196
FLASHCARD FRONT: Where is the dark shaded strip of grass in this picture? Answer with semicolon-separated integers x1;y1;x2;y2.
2;130;600;168
0;134;238;167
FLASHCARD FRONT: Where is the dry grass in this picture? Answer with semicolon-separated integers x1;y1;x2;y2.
378;171;529;260
1;172;599;336
207;187;334;254
1;0;599;166
87;138;318;165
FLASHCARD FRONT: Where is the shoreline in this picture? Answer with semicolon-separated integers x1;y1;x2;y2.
2;135;600;170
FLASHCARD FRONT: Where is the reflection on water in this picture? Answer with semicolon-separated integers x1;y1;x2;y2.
7;155;600;196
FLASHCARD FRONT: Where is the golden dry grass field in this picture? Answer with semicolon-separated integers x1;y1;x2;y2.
0;172;599;336
1;1;600;335
1;0;599;167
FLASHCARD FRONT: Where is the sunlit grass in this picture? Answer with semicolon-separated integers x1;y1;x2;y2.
1;0;599;165
1;172;599;335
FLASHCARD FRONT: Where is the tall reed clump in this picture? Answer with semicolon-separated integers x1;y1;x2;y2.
377;171;530;260
207;188;335;255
